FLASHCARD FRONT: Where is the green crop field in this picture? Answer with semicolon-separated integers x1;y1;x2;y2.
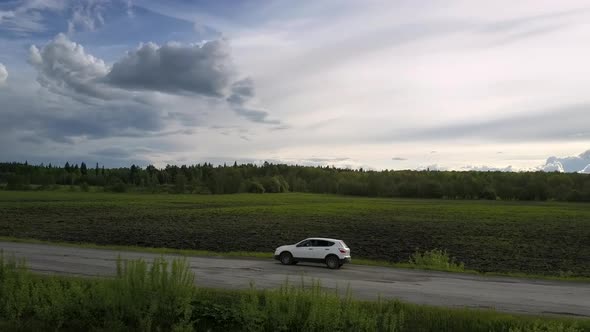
1;191;589;276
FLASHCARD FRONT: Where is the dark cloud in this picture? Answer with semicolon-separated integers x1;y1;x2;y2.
90;146;156;160
19;136;43;144
270;125;291;131
0;87;165;143
91;147;133;158
227;78;279;124
106;40;233;96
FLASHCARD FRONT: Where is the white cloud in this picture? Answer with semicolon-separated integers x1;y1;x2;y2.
67;0;108;34
29;33;111;100
461;165;515;172
0;63;7;85
542;150;590;172
541;161;565;172
0;0;66;35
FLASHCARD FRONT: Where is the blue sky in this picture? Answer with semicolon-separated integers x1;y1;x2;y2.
1;0;590;172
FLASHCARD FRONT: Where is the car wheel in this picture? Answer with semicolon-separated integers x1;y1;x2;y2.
326;255;340;269
280;252;293;265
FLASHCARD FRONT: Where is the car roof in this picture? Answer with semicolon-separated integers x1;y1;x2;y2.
302;237;341;242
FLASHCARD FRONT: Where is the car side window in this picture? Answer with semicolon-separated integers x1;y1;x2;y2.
316;240;334;247
296;240;310;247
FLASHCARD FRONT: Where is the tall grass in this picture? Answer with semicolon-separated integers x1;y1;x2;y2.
237;281;404;332
0;252;587;332
409;249;465;272
0;253;195;331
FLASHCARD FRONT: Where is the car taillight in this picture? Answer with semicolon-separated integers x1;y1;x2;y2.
339;248;347;253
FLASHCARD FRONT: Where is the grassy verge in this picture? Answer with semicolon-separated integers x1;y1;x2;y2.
2;236;589;282
0;253;588;332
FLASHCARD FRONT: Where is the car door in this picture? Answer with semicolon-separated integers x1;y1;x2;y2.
314;240;335;259
292;240;314;260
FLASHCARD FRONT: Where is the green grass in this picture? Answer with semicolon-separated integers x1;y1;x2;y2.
1;191;589;277
0;253;588;332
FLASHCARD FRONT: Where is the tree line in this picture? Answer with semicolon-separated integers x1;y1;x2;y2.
1;161;589;201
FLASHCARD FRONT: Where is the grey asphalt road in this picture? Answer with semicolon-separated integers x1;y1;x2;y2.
1;241;588;318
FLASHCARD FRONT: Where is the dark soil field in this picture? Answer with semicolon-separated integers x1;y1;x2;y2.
1;191;589;276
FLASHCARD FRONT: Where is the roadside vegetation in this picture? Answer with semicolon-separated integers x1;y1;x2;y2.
408;249;465;272
1;191;589;277
0;254;588;332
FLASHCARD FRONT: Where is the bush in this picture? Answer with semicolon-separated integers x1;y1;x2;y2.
409;249;465;272
79;182;90;192
5;175;30;190
106;179;127;193
242;180;265;193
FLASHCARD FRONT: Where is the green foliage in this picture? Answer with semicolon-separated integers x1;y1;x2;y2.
409;249;465;272
5;175;31;190
0;253;196;331
237;281;405;332
106;178;127;193
0;255;587;331
242;179;265;193
259;176;289;193
508;322;585;332
3;161;590;201
79;182;90;192
174;173;187;193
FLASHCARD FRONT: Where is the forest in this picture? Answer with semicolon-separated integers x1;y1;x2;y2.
1;161;589;201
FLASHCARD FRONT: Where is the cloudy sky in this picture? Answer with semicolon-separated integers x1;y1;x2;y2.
1;0;590;172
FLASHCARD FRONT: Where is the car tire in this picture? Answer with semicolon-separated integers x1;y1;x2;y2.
280;252;293;265
326;255;340;269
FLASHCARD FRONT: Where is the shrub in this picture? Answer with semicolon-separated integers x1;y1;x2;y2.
79;182;89;192
242;180;265;193
409;249;465;272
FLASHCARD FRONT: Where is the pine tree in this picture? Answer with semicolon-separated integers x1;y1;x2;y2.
80;162;88;175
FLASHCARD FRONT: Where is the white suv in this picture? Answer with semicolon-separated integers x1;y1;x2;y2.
274;238;351;269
